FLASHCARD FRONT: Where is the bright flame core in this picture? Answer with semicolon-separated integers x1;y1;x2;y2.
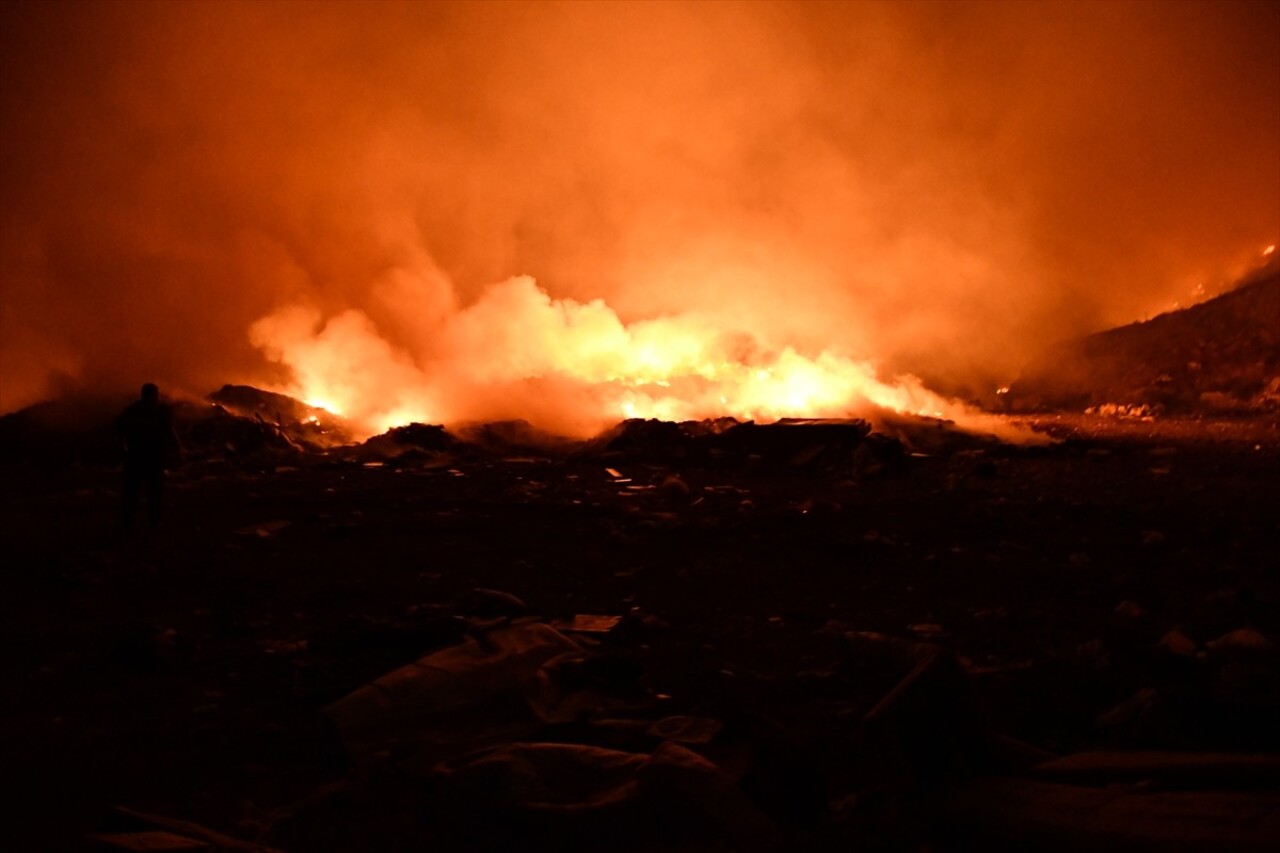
251;275;1023;441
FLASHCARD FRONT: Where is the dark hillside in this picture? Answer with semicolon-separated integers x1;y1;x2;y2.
1007;265;1280;412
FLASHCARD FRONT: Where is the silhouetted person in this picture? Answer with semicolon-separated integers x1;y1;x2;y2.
115;383;181;529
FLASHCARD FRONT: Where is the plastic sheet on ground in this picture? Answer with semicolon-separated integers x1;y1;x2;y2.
433;741;779;850
324;620;582;758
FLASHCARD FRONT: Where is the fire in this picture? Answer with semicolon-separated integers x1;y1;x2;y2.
304;399;341;417
1265;245;1276;257
251;275;1032;442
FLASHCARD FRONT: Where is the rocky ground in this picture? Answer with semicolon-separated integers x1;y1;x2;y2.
3;412;1279;851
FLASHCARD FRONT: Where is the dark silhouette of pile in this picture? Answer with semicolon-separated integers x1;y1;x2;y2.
1007;266;1280;413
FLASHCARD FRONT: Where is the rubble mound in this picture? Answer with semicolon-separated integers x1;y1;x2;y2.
356;422;460;463
0;385;352;472
1007;266;1280;413
182;404;302;456
585;418;697;460
451;419;582;457
207;384;353;447
577;416;890;473
209;384;320;423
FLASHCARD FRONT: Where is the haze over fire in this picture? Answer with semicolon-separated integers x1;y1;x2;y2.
2;2;1277;434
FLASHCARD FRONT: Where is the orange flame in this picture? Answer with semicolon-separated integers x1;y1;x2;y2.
251;276;1033;442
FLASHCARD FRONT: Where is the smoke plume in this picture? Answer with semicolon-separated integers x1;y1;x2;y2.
2;1;1276;433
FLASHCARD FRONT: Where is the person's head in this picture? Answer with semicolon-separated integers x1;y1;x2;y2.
140;383;160;403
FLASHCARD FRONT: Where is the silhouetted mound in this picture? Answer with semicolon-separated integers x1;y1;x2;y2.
382;423;456;450
718;417;871;452
208;384;353;446
451;420;581;457
357;422;460;462
0;393;132;468
2;382;1024;481
209;384;320;422
584;418;698;460
574;416;902;476
183;405;303;457
1007;266;1280;413
187;387;352;456
0;385;351;472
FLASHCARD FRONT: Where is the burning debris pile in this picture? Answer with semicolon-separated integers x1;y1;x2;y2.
207;385;353;445
3;0;1277;845
0;384;353;473
1006;267;1280;415
1;381;985;479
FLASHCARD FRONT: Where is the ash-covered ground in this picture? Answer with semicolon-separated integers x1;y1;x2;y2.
2;407;1279;851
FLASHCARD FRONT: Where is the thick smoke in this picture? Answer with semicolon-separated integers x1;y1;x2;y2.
2;1;1277;425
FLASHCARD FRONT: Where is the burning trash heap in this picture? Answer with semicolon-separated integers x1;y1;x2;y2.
1;175;1275;853
2;1;1278;848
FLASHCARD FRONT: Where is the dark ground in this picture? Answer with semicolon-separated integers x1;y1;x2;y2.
3;414;1279;850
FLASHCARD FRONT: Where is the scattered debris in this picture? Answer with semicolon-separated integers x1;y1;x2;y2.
1030;751;1280;788
92;806;283;852
461;588;529;618
554;614;624;634
1159;630;1198;657
233;520;291;538
940;777;1280;851
1208;627;1273;652
1114;600;1148;619
7;378;1279;850
323;620;582;759
648;715;723;745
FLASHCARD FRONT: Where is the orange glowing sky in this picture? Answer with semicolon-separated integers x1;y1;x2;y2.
1;1;1277;433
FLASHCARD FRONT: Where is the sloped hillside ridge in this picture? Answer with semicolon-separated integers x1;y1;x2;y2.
1008;266;1280;413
